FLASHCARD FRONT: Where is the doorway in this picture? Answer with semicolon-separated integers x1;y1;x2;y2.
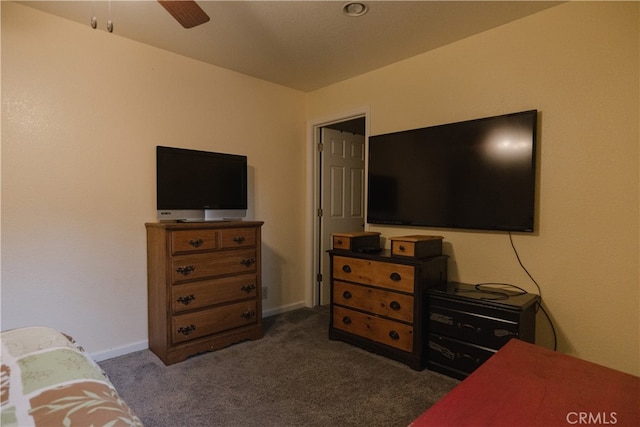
314;116;366;306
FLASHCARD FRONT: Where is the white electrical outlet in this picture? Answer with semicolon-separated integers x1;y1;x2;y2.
262;286;268;299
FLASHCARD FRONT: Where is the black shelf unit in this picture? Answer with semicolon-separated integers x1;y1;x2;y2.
427;281;539;379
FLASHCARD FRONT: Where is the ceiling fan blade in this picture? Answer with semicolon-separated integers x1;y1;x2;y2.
157;1;210;29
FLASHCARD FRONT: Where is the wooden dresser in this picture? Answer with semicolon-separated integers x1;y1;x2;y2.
146;221;264;365
328;249;448;370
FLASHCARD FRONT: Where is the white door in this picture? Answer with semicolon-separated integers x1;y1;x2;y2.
319;127;366;305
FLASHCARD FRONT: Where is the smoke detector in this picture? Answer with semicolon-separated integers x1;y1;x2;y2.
342;2;369;17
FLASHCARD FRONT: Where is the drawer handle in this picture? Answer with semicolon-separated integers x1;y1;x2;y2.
177;324;196;336
342;291;352;299
233;236;246;244
458;322;481;333
177;294;195;305
337;239;343;245
188;239;204;248
241;258;256;267
390;272;401;282
389;301;401;311
460;353;481;365
241;284;256;294
342;316;352;325
342;265;352;273
398;245;406;252
389;330;400;340
494;329;516;338
176;265;195;276
241;310;256;319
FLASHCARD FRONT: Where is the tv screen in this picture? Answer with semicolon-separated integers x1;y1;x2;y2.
156;146;247;221
367;110;537;232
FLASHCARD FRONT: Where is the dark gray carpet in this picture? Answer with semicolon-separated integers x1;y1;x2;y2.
99;306;459;427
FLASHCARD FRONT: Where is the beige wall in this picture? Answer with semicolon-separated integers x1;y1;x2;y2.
1;3;307;358
307;1;639;375
2;1;638;377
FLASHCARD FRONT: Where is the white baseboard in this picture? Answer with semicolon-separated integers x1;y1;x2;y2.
91;339;148;362
92;302;309;362
262;301;307;318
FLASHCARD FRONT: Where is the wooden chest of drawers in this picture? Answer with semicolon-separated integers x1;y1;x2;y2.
146;221;264;365
328;250;448;370
427;282;539;379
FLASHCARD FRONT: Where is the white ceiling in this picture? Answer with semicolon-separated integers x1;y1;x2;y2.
20;1;562;92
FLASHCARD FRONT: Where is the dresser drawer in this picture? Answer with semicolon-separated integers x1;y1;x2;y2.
429;303;520;349
172;300;258;344
171;229;219;254
219;228;256;249
171;249;257;283
171;274;258;313
428;334;495;376
333;281;414;323
333;306;413;352
333;256;415;293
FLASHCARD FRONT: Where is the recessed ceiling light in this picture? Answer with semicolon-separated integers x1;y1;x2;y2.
343;2;368;17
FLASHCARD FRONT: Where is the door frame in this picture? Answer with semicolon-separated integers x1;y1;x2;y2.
305;107;370;307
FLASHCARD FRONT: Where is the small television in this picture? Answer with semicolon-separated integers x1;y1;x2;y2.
156;146;248;221
367;110;537;232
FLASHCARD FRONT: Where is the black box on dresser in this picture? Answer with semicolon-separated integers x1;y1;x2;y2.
332;231;381;252
389;235;443;259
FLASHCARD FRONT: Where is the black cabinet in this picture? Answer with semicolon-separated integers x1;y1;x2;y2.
427;282;539;379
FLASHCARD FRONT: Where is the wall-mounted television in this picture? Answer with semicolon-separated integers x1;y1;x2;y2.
367;110;538;232
156;146;247;222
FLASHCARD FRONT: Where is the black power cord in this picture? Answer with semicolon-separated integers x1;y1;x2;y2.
505;231;558;351
472;282;526;300
508;232;542;297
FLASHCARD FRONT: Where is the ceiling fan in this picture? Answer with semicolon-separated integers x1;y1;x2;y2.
157;0;210;29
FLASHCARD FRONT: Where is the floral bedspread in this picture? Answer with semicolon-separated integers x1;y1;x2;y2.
1;326;143;426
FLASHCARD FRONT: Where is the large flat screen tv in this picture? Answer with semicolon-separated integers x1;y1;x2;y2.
156;146;248;221
367;110;538;232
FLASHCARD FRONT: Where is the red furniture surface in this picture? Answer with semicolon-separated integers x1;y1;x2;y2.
411;339;639;427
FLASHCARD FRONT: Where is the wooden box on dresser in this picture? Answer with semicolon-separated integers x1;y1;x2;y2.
146;221;264;365
328;249;448;370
